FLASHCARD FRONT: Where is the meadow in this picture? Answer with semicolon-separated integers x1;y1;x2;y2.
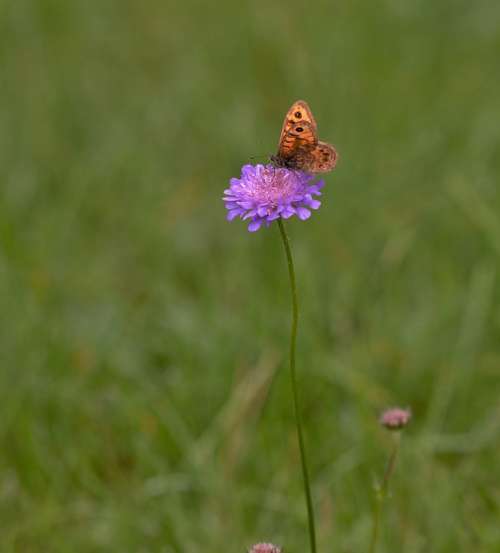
1;1;500;551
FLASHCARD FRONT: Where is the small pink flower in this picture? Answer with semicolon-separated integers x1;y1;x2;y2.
249;543;282;553
380;407;411;430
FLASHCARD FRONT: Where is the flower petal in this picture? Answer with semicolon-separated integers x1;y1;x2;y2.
307;199;321;209
248;219;263;232
296;207;311;220
227;209;243;221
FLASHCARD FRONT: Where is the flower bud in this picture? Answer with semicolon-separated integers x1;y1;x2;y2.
249;543;282;553
380;407;411;430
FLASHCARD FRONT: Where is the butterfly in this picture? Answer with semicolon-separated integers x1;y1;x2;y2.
270;100;338;173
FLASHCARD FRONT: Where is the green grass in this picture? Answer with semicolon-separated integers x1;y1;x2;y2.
1;0;500;551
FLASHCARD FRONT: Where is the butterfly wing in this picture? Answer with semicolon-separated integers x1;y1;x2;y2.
278;120;318;161
277;100;317;150
307;141;338;173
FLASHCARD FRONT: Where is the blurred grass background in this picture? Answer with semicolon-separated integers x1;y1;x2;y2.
1;0;500;551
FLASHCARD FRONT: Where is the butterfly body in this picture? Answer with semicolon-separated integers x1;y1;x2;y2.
270;100;337;174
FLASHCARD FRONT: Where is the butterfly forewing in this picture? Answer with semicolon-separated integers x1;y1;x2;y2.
277;100;318;148
279;121;317;159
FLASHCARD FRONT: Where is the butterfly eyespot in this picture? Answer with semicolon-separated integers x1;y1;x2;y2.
294;111;302;118
295;127;304;132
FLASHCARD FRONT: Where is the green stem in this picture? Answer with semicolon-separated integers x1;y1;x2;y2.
277;218;317;553
369;432;401;553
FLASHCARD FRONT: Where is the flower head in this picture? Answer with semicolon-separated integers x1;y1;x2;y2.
249;543;282;553
224;164;324;232
380;407;411;430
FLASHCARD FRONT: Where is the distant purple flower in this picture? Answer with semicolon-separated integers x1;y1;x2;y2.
249;544;282;553
380;407;411;430
224;164;324;232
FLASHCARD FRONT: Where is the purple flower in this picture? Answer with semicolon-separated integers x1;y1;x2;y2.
380;407;411;430
223;164;325;232
248;544;282;553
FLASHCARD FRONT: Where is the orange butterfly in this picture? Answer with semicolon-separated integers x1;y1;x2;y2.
270;100;338;173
